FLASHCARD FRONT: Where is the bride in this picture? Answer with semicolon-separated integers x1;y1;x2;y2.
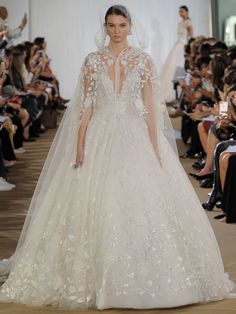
0;4;235;310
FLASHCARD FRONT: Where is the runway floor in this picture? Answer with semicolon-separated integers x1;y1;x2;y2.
0;117;235;314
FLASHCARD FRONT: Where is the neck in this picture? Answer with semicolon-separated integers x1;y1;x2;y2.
108;41;130;57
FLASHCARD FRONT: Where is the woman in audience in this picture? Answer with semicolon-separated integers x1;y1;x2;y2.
28;44;47;81
33;37;68;106
190;67;236;180
202;84;236;211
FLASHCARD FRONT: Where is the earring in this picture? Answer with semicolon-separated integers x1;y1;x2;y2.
128;28;132;35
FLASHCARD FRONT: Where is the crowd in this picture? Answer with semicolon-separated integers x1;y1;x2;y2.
0;6;68;192
170;35;236;223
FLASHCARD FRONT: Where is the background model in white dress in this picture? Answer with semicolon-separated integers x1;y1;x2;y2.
160;6;193;102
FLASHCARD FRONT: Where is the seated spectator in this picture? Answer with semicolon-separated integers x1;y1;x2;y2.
33;37;68;106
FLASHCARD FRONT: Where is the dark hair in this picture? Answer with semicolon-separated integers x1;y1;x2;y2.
179;5;189;12
105;5;131;25
227;46;236;63
227;84;236;94
224;69;236;86
34;37;45;49
185;37;195;54
198;43;212;57
211;56;228;90
211;41;228;53
197;56;211;69
4;49;12;57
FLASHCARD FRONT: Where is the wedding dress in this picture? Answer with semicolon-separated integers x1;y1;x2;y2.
0;46;235;310
159;19;192;102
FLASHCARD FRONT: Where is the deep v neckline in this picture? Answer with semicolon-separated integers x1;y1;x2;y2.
106;46;132;96
106;71;130;97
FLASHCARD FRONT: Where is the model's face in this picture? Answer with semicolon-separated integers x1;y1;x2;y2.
179;9;187;19
106;15;130;44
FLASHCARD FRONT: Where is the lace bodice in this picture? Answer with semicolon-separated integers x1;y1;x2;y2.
177;19;192;43
78;46;156;119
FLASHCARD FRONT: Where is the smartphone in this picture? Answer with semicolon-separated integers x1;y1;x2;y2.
219;101;228;119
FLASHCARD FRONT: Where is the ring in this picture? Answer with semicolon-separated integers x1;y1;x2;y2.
72;163;79;169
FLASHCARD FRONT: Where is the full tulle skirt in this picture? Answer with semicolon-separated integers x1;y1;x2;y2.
0;110;235;309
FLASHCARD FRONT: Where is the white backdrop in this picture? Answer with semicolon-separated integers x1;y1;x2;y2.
5;0;211;98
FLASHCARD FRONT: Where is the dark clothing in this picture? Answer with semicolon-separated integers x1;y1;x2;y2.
222;155;236;223
11;114;24;149
183;120;204;155
0;127;16;161
11;65;25;90
0;40;8;49
0;138;6;178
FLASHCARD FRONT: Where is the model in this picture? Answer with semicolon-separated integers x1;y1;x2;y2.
0;5;235;310
160;5;193;102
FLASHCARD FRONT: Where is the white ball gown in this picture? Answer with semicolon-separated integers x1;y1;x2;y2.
0;46;235;310
160;19;192;102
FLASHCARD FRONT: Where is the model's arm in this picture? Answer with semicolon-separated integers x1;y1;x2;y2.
75;106;93;166
75;57;95;167
141;60;161;163
187;25;193;38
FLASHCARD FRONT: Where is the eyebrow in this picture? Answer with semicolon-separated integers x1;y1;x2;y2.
107;22;128;25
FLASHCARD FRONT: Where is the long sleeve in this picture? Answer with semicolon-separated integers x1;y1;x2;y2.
140;53;178;157
78;53;97;122
141;55;159;155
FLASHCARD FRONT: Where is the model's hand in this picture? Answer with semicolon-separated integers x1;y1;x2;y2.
154;149;162;166
75;147;84;167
